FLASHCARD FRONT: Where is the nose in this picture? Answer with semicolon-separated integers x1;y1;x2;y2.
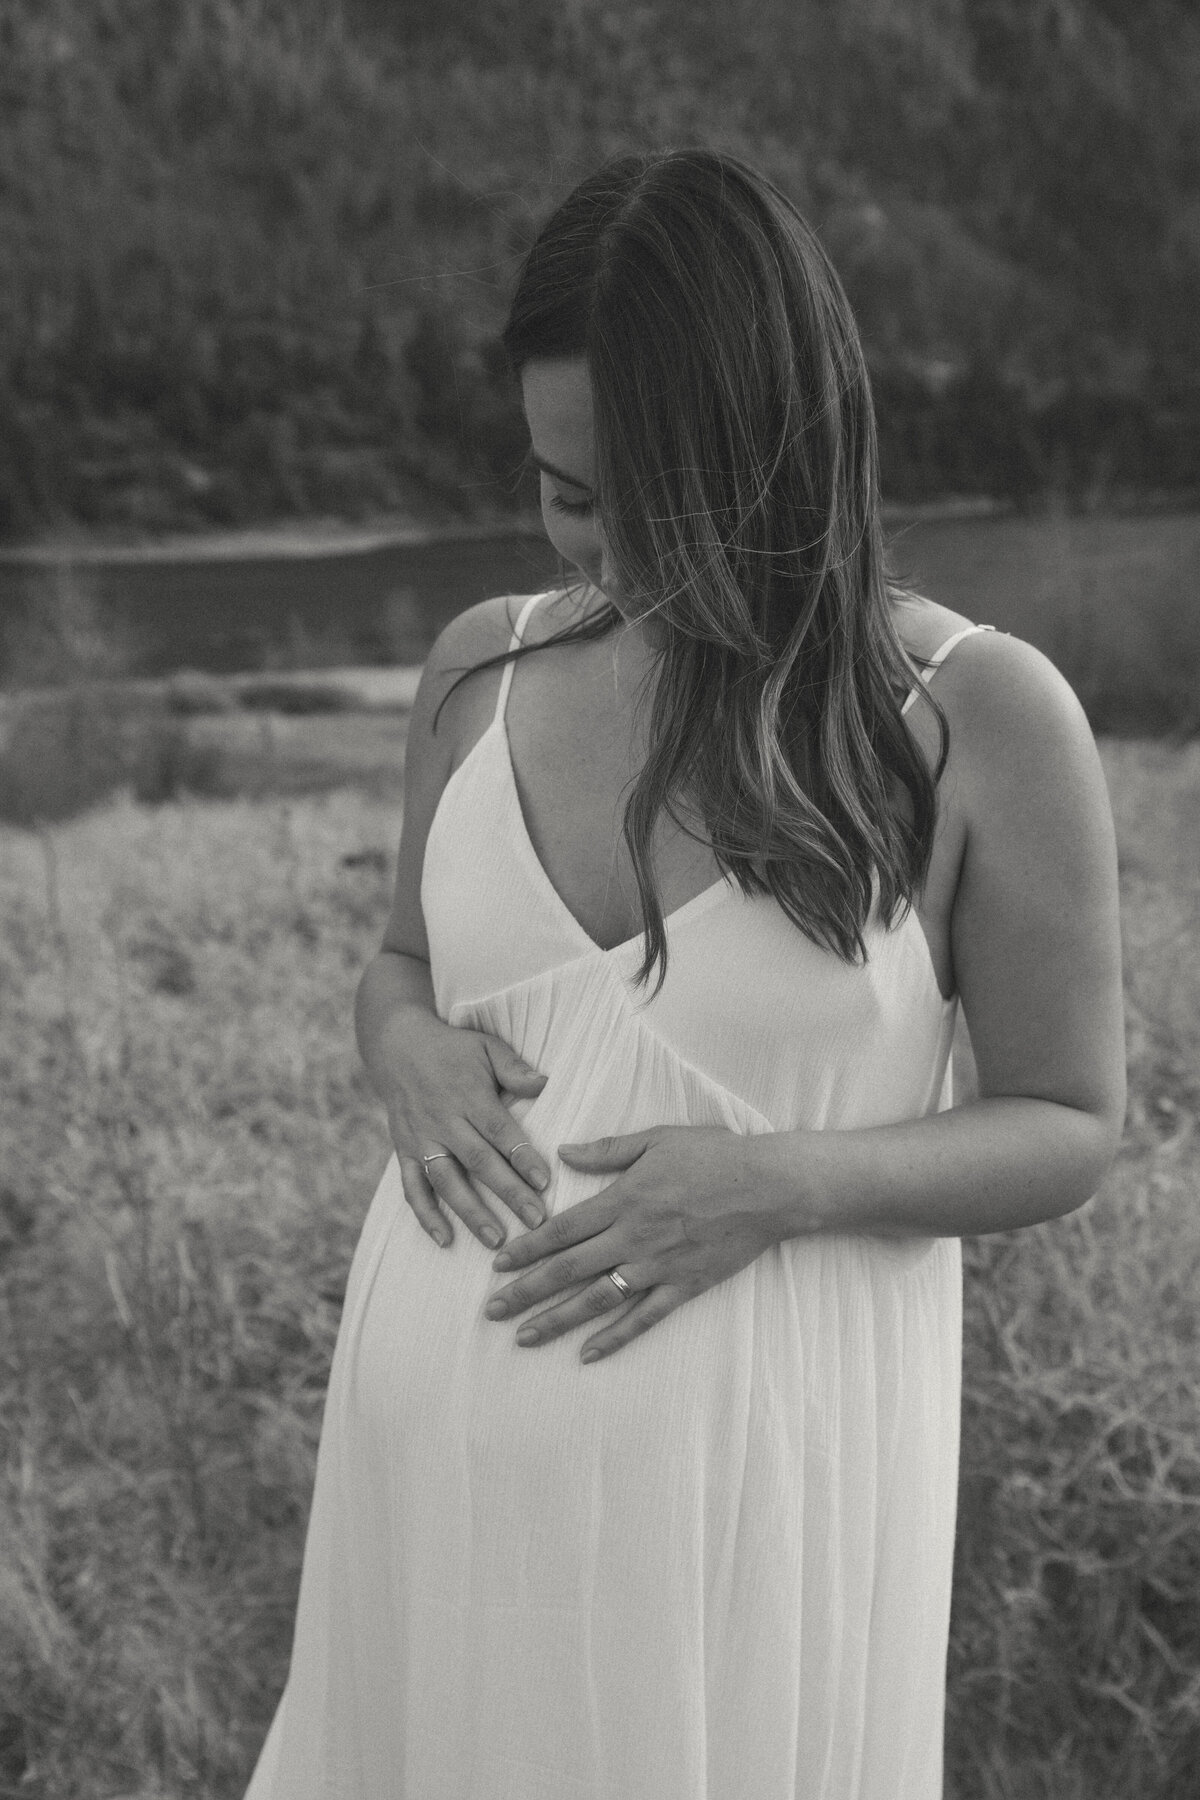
599;551;623;600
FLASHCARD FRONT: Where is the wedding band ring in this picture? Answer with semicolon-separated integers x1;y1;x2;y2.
607;1269;632;1297
421;1152;453;1168
508;1141;533;1161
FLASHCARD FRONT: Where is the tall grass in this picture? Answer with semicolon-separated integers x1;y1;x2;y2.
0;793;391;1793
945;740;1200;1797
0;744;1197;1796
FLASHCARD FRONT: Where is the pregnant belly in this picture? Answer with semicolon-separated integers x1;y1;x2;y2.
338;1037;780;1450
317;1148;960;1746
334;1103;958;1579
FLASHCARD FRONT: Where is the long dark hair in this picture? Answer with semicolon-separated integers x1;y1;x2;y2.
440;148;946;995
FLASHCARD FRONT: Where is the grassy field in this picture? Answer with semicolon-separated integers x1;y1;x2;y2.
0;729;1198;1798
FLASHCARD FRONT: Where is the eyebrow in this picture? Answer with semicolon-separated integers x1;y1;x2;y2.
530;451;593;493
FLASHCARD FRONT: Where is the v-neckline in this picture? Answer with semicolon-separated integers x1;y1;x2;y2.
435;708;954;1006
494;714;730;959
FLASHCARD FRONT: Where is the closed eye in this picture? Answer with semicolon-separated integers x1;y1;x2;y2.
549;493;595;518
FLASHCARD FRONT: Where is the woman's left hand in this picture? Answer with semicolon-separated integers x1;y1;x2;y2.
483;1126;785;1363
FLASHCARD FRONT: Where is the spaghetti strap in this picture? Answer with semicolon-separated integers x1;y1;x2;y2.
901;622;996;716
492;591;550;726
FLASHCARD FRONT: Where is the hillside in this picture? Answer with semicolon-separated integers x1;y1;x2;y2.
1;0;1198;541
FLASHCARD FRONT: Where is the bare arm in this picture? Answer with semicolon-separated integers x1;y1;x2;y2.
354;597;555;1244
470;634;1126;1364
757;632;1126;1239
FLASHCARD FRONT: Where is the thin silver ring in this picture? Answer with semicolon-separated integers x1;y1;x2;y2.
508;1141;533;1161
421;1152;453;1169
607;1268;633;1297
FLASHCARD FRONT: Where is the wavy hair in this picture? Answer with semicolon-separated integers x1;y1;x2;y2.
440;148;946;995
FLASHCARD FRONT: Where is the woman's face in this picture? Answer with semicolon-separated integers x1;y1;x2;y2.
520;357;611;600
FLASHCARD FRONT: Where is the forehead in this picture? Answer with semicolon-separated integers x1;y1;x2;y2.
520;358;594;484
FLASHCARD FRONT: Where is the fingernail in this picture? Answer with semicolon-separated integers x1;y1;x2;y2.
480;1227;502;1249
581;1350;602;1364
523;1207;544;1228
492;1251;514;1271
485;1299;507;1319
531;1170;549;1193
516;1327;539;1346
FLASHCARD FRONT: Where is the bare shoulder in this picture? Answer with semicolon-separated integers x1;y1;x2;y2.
423;585;580;682
422;591;534;690
932;626;1101;807
891;589;976;664
892;590;1099;793
409;589;561;746
381;589;564;961
924;622;1124;1136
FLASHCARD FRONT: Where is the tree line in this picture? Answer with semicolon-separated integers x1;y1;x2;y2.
0;0;1197;541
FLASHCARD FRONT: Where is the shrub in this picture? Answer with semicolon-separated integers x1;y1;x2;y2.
164;669;241;716
0;688;231;824
0;566;137;689
233;678;359;715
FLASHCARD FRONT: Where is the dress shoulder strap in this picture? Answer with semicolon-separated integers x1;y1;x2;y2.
492;591;551;725
900;623;996;717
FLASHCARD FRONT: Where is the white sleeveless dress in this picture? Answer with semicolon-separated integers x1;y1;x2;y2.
246;594;991;1800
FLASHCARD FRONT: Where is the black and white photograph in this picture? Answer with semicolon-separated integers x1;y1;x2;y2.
1;3;1197;1797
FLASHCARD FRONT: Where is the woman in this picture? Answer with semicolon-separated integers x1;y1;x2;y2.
246;150;1124;1800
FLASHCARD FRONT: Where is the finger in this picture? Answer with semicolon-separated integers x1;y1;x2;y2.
421;1151;508;1249
579;1285;684;1363
475;1107;552;1199
505;1135;552;1198
490;1192;616;1272
398;1156;451;1247
484;1036;550;1100
508;1272;636;1346
486;1240;608;1317
556;1131;652;1171
479;1040;553;1191
450;1121;547;1229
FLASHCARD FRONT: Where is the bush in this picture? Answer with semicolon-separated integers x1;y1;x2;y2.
164;669;241;716
0;566;136;689
233;677;359;714
0;688;231;824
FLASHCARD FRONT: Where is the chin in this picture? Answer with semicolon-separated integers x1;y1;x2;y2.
575;572;616;608
576;571;656;639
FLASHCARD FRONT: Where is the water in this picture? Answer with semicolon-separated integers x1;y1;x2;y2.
1;509;1194;734
0;509;1002;682
0;528;563;680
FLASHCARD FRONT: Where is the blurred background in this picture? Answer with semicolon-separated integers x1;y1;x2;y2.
1;4;1198;1798
1;0;1199;743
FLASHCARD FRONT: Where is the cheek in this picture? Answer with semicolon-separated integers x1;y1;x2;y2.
540;495;602;568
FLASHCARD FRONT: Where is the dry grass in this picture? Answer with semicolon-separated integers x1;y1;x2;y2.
947;739;1200;1799
0;743;1197;1797
0;793;393;1794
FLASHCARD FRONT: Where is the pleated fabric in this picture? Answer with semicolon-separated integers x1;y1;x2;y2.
246;592;975;1800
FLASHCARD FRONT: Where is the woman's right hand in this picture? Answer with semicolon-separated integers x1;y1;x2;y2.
381;1008;552;1250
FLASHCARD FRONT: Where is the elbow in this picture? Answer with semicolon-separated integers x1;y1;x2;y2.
1063;1087;1127;1218
1095;1061;1129;1173
353;952;379;1014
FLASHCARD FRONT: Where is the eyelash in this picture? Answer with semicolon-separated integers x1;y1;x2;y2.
549;494;594;518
